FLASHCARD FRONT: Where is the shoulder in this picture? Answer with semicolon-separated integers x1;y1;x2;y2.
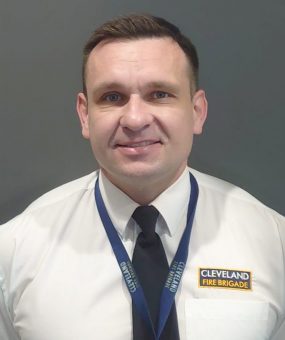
0;170;99;234
0;171;99;294
190;167;285;263
191;168;259;202
0;170;98;221
0;171;99;269
191;168;276;209
1;170;98;228
190;167;285;226
24;171;99;213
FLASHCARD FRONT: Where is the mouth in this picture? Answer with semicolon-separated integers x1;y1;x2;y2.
116;140;161;148
113;139;162;156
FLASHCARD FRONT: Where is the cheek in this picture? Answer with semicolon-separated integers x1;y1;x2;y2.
171;114;195;152
88;113;117;147
169;112;194;138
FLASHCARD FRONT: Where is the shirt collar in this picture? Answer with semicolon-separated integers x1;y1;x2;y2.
99;167;190;239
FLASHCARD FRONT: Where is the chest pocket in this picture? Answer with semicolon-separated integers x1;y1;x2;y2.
185;299;269;340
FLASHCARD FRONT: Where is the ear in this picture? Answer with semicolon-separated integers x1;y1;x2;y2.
76;92;90;139
192;89;208;135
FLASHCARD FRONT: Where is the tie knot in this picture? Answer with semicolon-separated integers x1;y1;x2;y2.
132;205;159;241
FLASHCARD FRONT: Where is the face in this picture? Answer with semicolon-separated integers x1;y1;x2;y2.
77;37;207;197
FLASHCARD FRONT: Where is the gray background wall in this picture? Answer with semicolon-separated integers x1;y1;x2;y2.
0;0;284;224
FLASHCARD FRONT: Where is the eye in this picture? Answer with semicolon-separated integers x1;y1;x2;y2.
152;91;170;99
103;92;122;102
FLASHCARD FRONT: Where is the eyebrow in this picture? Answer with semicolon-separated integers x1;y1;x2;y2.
91;80;180;96
143;81;180;93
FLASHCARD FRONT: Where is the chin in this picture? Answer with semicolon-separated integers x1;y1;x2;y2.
112;162;181;184
120;167;161;179
103;163;159;181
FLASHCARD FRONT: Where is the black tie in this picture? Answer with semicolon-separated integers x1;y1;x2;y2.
131;205;180;340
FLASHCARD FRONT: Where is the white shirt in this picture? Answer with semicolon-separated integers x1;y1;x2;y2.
0;168;284;340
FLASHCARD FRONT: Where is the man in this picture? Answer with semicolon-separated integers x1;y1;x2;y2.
0;14;284;340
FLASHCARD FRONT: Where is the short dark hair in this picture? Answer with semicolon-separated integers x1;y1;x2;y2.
82;14;199;95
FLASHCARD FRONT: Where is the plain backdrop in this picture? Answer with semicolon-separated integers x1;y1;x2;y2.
0;0;284;224
1;1;285;338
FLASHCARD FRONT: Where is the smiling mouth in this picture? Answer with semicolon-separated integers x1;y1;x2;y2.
116;141;161;148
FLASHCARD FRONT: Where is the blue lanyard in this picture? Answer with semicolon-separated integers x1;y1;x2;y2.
95;173;198;339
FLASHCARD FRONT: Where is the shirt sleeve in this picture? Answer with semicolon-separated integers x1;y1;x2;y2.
272;323;285;340
0;287;19;340
0;222;20;340
273;212;285;338
277;212;285;308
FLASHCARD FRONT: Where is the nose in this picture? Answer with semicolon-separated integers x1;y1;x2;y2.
120;95;153;132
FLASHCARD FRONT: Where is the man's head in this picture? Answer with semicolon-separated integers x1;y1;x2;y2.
77;14;207;204
82;14;199;96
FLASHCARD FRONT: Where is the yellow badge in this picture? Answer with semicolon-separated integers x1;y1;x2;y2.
198;268;252;290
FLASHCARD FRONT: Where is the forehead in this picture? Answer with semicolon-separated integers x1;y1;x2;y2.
85;37;190;85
